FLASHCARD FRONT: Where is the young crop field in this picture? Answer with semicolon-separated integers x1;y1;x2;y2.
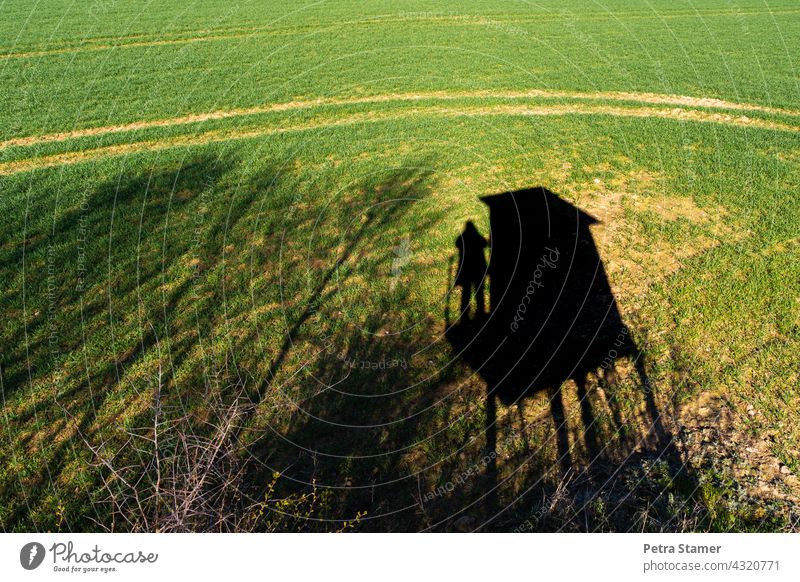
0;0;798;532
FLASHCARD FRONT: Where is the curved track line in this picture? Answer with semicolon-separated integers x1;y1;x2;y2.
2;103;797;177
2;89;798;152
4;8;800;61
0;30;274;61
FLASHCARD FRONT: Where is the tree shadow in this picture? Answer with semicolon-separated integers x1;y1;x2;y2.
2;160;711;532
0;153;287;530
238;165;455;529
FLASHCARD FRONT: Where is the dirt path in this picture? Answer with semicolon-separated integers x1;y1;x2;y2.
1;100;798;176
3;89;798;152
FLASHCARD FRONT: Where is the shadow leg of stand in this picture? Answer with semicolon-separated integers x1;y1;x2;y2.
550;386;572;476
634;351;670;447
485;391;499;521
576;375;601;464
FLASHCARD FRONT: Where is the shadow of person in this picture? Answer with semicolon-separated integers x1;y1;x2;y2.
445;186;672;526
454;221;488;321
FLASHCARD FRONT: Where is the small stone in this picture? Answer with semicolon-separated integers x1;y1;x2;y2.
780;465;791;475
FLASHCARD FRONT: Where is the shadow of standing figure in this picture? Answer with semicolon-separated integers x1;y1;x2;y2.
445;187;672;526
454;221;488;320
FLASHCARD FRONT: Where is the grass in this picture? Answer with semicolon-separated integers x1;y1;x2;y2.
0;0;799;531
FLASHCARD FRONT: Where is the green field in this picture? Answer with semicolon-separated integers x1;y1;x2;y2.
1;0;799;532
